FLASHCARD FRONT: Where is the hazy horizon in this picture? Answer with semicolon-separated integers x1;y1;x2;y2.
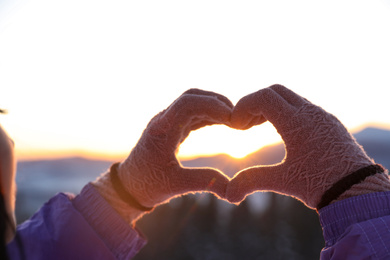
15;123;390;162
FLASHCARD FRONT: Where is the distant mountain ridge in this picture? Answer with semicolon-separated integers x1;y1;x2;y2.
16;127;390;179
181;144;285;178
352;127;390;169
354;127;390;141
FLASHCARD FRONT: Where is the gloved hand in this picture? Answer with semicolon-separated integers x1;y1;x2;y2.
227;84;390;209
94;89;232;223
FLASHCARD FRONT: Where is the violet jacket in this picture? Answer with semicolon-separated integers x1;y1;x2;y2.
7;184;147;259
319;191;390;259
7;185;390;259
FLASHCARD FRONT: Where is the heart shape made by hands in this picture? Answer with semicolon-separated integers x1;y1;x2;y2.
174;85;374;210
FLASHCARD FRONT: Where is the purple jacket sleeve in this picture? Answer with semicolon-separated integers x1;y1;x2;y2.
319;191;390;260
7;183;147;260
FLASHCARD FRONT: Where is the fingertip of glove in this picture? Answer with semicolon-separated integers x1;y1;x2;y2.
182;88;234;110
225;184;247;205
227;195;247;205
268;83;287;91
230;106;251;130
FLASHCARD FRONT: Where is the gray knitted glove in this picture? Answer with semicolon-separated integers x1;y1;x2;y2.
227;85;390;209
94;89;232;222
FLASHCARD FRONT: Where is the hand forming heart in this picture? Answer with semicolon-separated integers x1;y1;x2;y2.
95;85;389;225
226;85;385;209
94;88;233;223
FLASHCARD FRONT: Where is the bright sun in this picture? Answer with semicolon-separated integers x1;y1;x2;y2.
178;123;283;160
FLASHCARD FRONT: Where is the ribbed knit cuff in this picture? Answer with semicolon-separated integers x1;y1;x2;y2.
336;172;390;202
73;183;147;259
93;171;147;224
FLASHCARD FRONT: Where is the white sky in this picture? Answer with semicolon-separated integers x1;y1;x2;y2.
1;0;390;161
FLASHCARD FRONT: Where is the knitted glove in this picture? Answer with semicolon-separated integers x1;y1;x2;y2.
227;84;390;209
94;89;232;223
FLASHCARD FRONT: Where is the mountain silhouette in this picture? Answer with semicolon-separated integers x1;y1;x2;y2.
181;143;285;178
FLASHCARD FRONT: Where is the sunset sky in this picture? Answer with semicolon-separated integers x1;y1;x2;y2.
1;0;390;161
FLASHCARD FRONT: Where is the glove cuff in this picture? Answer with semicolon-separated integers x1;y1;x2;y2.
109;163;154;212
317;164;386;210
93;165;153;225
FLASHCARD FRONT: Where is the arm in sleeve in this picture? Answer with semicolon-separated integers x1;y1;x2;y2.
319;191;390;260
7;183;147;260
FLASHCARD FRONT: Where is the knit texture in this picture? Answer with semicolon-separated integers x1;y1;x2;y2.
317;164;386;209
73;183;147;258
226;84;388;209
336;172;390;202
94;89;232;223
93;172;146;224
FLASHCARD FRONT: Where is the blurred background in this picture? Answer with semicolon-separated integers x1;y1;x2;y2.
1;0;390;259
14;128;390;259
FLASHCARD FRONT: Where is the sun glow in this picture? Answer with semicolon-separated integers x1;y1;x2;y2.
178;123;283;160
1;0;390;162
